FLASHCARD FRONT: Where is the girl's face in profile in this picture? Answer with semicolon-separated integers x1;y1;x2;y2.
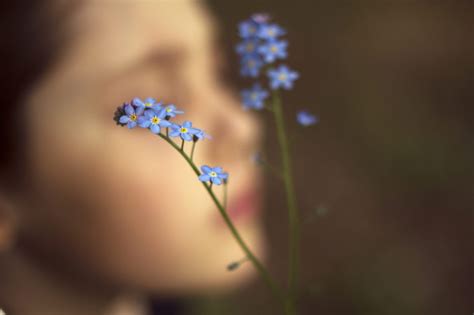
14;0;264;293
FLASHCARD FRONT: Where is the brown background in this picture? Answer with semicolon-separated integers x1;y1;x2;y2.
190;1;473;314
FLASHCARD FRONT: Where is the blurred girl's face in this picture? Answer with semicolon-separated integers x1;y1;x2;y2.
17;0;264;293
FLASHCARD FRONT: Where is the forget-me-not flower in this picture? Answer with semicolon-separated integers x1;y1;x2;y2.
193;129;212;141
199;165;229;185
258;40;288;63
238;19;260;39
119;104;144;129
268;65;299;90
164;104;184;118
258;23;285;40
251;13;270;24
241;54;263;78
170;121;200;141
138;109;171;134
133;97;162;110
241;84;269;110
297;111;318;126
236;39;260;56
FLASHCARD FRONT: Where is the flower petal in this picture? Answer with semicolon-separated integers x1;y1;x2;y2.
160;120;172;127
139;119;151;128
135;106;145;116
119;116;129;124
150;124;161;134
199;174;211;182
211;177;222;185
212;166;223;173
133;97;144;107
145;97;156;104
188;127;200;134
144;110;154;118
182;133;192;141
169;130;180;137
124;104;134;115
201;165;212;173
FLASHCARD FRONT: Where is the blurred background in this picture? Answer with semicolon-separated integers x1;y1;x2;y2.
186;1;473;314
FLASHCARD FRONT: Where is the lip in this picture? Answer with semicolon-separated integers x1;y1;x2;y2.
215;186;263;226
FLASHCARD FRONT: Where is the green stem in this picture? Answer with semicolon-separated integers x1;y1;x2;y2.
223;181;228;210
271;90;300;311
191;141;197;161
157;133;286;307
180;139;184;151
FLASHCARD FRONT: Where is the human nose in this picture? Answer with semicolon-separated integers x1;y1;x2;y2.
201;86;262;163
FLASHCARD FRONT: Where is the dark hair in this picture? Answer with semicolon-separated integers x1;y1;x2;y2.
0;1;70;180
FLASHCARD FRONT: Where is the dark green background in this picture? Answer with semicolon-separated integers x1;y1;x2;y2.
185;0;474;315
195;1;473;314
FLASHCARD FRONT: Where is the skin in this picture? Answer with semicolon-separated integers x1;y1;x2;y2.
0;1;265;314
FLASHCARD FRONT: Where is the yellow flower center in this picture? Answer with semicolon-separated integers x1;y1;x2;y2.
246;43;254;52
210;171;217;177
130;114;137;121
251;92;258;100
151;117;160;124
248;60;255;68
268;29;275;36
166;108;172;112
144;102;153;107
278;73;287;81
271;45;278;52
180;127;188;133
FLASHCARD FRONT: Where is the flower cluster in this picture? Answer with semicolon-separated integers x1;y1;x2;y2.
237;14;299;110
114;97;227;185
237;14;317;127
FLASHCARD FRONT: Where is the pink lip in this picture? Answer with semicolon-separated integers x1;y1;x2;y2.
215;187;262;226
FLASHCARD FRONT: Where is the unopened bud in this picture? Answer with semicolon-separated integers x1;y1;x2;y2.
113;104;127;126
227;261;241;271
226;257;248;271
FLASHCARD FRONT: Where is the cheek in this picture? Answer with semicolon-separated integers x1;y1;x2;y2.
27;121;260;290
78;131;264;291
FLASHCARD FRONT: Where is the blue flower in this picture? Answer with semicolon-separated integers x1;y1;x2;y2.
297;110;319;126
198;165;229;185
193;129;212;141
241;84;269;110
164;104;184;118
258;40;288;63
258;23;285;40
138;109;171;134
251;152;264;165
169;121;200;141
238;20;260;39
119;104;144;129
133;97;162;110
240;54;263;78
251;13;270;24
236;39;260;56
267;65;299;90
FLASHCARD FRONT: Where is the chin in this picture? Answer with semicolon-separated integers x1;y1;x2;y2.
191;223;268;294
145;224;268;296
